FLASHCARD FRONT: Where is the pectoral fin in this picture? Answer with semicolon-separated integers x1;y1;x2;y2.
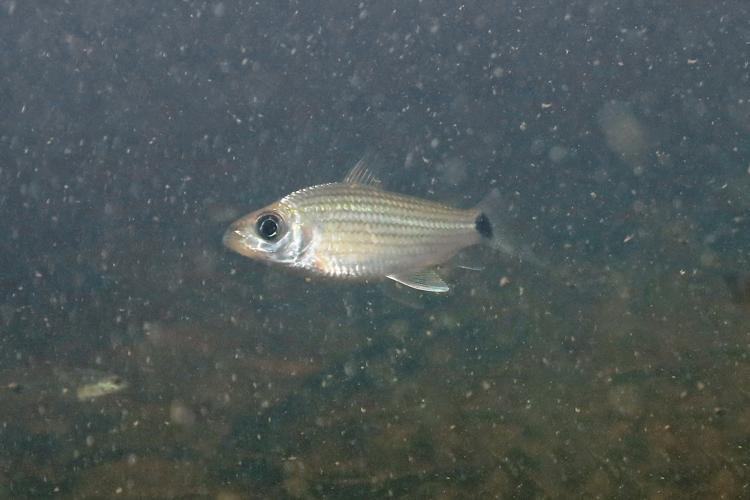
387;269;450;293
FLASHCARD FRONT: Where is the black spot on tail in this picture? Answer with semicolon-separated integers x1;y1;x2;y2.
475;213;493;239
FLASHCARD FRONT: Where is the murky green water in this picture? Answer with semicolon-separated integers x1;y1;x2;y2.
1;0;749;498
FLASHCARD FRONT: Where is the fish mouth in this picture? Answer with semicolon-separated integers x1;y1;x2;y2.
222;227;248;254
223;225;264;259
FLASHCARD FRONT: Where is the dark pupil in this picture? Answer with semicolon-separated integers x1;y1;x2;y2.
257;215;279;240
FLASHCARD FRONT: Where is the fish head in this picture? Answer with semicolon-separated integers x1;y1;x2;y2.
223;200;309;266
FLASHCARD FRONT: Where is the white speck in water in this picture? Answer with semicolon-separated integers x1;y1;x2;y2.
169;400;196;427
548;145;568;163
597;100;649;161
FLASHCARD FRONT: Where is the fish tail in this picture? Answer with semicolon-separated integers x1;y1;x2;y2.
475;189;545;267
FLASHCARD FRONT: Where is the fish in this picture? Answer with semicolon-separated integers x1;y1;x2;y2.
223;156;514;293
0;366;128;402
74;373;128;401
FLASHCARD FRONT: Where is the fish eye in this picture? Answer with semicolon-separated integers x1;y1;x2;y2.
256;213;281;241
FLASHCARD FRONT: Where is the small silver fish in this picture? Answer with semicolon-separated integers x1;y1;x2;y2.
223;157;505;293
0;367;128;402
74;373;128;401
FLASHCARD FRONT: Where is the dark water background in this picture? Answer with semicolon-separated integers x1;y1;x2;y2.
1;1;750;497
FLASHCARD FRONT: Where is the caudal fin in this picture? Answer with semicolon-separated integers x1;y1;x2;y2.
475;189;545;268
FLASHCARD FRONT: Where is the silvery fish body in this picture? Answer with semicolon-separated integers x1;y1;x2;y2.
223;159;495;292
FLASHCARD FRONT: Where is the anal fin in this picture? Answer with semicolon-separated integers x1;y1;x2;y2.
387;268;450;293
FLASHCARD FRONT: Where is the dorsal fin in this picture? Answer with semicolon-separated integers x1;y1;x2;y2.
343;152;382;187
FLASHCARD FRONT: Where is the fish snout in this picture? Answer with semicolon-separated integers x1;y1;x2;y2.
222;222;249;252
